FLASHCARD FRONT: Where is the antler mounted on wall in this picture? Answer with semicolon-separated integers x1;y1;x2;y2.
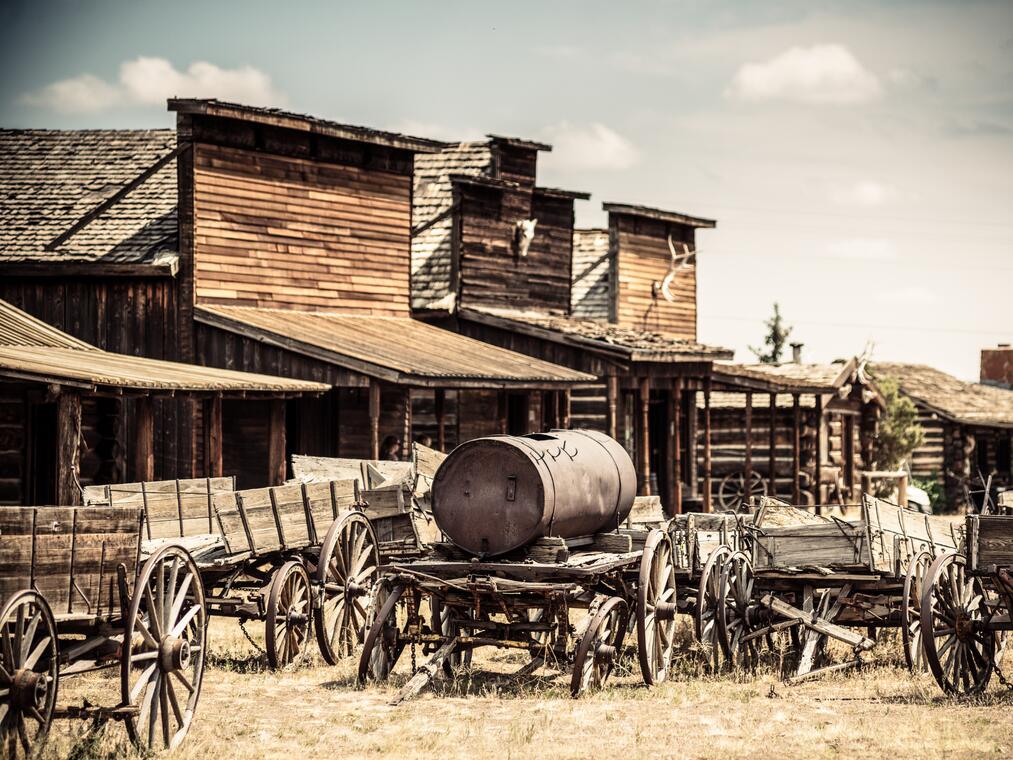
512;218;538;258
653;234;696;302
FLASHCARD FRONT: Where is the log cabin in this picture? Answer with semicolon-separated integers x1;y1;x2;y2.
412;140;733;514
871;362;1013;510
0;298;325;505
0;102;592;488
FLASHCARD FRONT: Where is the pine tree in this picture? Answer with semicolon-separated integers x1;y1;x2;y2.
750;302;792;364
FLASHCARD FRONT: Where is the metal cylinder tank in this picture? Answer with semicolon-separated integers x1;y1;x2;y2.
431;429;637;557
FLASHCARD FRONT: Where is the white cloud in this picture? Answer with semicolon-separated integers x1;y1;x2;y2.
874;285;937;305
540;122;639;171
727;44;883;105
830;180;901;206
21;57;285;113
827;238;898;261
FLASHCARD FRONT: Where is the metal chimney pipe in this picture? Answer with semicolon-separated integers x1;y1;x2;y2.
790;342;803;363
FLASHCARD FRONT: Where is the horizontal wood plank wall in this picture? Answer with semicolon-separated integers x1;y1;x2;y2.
457;390;503;442
0;385;26;504
411;390;459;452
908;408;945;485
334;387;410;459
614;216;696;339
193;143;412;314
457;185;574;314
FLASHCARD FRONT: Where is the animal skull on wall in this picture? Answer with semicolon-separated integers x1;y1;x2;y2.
513;218;538;258
653;234;696;302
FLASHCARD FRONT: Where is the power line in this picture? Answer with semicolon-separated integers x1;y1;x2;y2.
699;313;1011;338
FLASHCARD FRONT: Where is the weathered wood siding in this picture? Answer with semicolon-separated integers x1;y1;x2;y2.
0;384;27;505
192;143;412;314
571;229;610;320
614;215;696;338
457;185;575;314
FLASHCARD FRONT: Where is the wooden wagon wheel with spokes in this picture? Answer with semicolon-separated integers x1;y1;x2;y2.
716;551;761;669
314;512;379;664
265;560;312;669
0;590;58;759
358;583;411;685
430;599;476;676
718;471;767;511
920;552;995;695
570;597;629;698
901;550;932;672
694;544;732;672
636;529;678;685
121;544;207;753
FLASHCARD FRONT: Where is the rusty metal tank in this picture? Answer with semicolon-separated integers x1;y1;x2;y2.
431;429;636;557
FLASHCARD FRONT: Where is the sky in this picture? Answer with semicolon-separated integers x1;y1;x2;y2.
1;0;1011;380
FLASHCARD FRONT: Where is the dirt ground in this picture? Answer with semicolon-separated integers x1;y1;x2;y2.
43;617;1013;760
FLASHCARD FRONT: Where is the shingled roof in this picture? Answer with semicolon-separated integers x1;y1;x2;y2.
460;305;733;362
871;362;1013;427
0;129;179;264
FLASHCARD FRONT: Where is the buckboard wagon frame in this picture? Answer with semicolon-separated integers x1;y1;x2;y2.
919;514;1013;695
85;477;381;668
1;505;207;756
716;495;964;682
357;526;679;703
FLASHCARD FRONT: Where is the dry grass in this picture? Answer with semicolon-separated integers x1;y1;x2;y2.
42;618;1013;760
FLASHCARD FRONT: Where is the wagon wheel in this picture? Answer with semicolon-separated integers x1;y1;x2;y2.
920;552;994;695
358;583;409;685
637;529;678;685
314;512;379;664
901;550;933;672
716;551;760;669
718;471;767;511
122;544;207;752
570;597;629;698
0;590;58;759
430;599;475;675
695;545;732;673
265;560;312;669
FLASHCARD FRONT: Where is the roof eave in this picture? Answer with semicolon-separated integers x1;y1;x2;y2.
603;202;717;229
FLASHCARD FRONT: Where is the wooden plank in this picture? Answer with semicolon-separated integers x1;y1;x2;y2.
703;379;712;512
56;391;82;506
769;393;777;497
973;515;1013;570
268;399;286;486
133;396;155;482
753;521;872;571
673;378;682;514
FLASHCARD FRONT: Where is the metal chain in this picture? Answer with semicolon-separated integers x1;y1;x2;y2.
239;618;266;655
992;657;1013;691
407;590;418;675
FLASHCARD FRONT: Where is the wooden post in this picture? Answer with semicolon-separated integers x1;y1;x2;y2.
435;389;446;452
703;379;712;512
814;395;824;514
792;394;801;504
561;389;571;430
497;390;508;434
56;390;81;505
744;392;753;506
687;389;698;498
403;389;412;455
205;394;223;478
665;386;676;517
768;393;777;499
639;376;651;496
673;378;682;514
369;381;381;459
606;375;619;440
133;395;155;482
898;472;908;509
268;399;286;486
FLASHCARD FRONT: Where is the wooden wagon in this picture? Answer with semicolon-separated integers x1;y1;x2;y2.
85;477;379;668
356;525;679;702
1;505;207;756
919;513;1013;694
715;495;963;681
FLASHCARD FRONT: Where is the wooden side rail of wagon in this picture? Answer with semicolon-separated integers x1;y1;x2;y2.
357;526;679;703
0;505;207;755
715;494;963;682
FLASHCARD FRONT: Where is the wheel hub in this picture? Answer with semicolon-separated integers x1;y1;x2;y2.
346;580;367;598
12;669;47;711
160;636;191;672
955;612;974;641
594;643;616;664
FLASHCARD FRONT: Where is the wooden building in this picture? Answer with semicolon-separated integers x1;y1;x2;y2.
981;344;1013;389
412;141;732;514
0;103;591;488
0;298;325;505
872;362;1013;510
705;360;884;509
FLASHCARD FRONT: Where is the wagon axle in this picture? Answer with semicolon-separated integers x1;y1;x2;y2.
11;668;49;713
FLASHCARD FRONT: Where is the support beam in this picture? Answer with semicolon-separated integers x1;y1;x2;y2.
403;389;412;455
369;381;381;459
435;389;446;452
673;378;682;514
666;386;677;517
792;393;801;504
561;389;571;430
768;393;777;499
133;396;155;482
606;375;619;440
497;390;508;434
744;392;753;507
638;376;651;496
205;394;223;477
687;390;698;498
56;391;82;506
703;379;712;512
814;394;824;514
268;399;286;486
